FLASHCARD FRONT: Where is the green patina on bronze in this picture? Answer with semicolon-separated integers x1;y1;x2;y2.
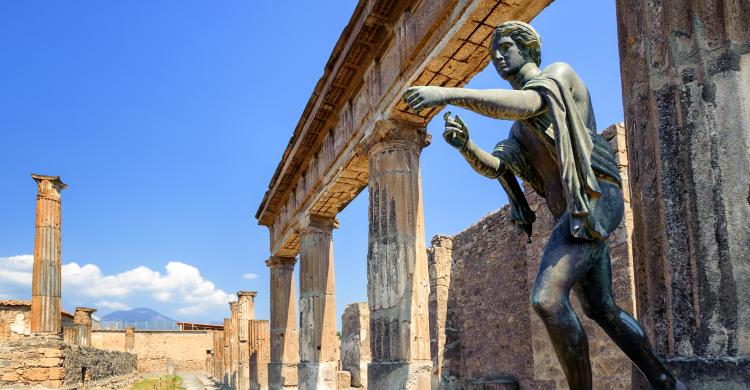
403;21;685;390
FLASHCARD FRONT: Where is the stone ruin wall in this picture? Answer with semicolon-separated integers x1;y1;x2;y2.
0;335;137;389
91;329;215;373
1;303;76;342
429;124;639;389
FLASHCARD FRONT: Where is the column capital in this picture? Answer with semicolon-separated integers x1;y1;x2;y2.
266;255;297;269
299;214;339;235
358;118;431;157
31;174;67;199
74;307;96;325
229;301;238;312
237;291;257;300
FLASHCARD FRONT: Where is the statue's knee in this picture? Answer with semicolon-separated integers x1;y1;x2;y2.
530;290;561;319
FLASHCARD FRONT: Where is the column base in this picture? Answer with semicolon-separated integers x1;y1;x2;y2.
631;356;750;389
367;361;432;390
269;362;298;389
298;361;337;390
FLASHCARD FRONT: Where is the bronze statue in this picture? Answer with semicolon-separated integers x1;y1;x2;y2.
403;21;685;390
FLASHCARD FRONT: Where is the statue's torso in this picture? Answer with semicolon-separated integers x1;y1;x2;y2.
511;63;596;219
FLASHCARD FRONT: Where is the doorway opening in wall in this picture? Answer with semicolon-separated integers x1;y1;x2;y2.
81;367;87;383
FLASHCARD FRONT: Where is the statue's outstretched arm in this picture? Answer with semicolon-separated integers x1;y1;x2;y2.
404;86;544;120
443;112;505;178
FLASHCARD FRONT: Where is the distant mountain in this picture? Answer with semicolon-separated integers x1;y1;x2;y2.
100;308;176;330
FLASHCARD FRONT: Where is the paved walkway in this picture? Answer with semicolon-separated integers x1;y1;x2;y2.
176;372;224;390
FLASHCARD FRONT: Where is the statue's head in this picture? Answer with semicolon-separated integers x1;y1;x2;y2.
491;21;541;79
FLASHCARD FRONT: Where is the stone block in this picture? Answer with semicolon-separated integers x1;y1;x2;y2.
336;370;351;389
23;367;49;381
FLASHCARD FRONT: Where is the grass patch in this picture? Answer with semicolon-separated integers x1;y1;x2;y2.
130;375;184;390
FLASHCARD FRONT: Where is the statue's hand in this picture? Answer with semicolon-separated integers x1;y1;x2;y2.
443;112;469;149
403;86;448;113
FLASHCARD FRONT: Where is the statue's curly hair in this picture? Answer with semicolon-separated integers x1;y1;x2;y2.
494;21;542;66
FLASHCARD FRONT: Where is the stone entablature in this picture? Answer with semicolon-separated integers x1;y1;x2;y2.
255;0;553;257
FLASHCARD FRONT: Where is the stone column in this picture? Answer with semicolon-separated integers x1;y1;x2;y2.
73;307;96;347
125;326;135;353
266;256;299;390
298;215;338;390
341;302;371;389
238;291;257;390
207;349;214;376
214;330;225;380
249;319;271;390
230;301;239;389
427;236;453;390
30;174;67;334
360;119;432;390
616;2;750;387
224;318;232;385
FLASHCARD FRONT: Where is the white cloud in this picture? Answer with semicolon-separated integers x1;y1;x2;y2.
241;272;259;280
0;255;33;291
96;300;131;311
0;254;233;317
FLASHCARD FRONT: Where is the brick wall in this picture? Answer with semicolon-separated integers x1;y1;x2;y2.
92;329;215;373
429;124;637;389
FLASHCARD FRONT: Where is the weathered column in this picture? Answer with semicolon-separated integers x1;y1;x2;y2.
224;318;232;385
207;349;214;376
360;119;432;389
298;215;338;390
616;2;750;388
125;326;135;353
238;291;258;390
214;329;225;380
30;174;67;334
73;307;96;346
340;303;371;389
230;301;240;389
267;256;299;390
249;319;271;390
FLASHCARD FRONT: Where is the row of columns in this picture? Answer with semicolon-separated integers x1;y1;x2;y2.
212;291;271;390
265;119;433;390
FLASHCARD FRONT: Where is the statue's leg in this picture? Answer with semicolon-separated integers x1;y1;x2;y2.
573;245;683;390
530;214;597;390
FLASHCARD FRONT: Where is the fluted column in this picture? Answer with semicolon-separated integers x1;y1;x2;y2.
231;301;240;389
224;318;232;385
238;291;257;390
267;256;299;390
617;2;750;387
30;174;67;334
360;119;432;390
125;326;135;353
249;319;271;390
73;307;96;346
214;329;225;380
298;215;338;390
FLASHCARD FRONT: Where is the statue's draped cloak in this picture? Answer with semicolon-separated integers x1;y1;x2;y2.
494;74;621;240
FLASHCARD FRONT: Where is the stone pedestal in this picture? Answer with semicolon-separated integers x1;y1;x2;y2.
249;320;271;390
73;307;96;347
361;119;432;390
298;215;338;390
238;291;257;390
30;174;66;335
341;302;371;389
267;256;300;389
617;2;750;388
125;326;135;353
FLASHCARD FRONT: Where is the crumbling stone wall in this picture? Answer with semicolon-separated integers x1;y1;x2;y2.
0;304;32;341
429;124;637;389
92;329;214;373
0;335;136;388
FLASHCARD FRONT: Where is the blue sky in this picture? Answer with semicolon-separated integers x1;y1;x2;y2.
0;1;622;325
